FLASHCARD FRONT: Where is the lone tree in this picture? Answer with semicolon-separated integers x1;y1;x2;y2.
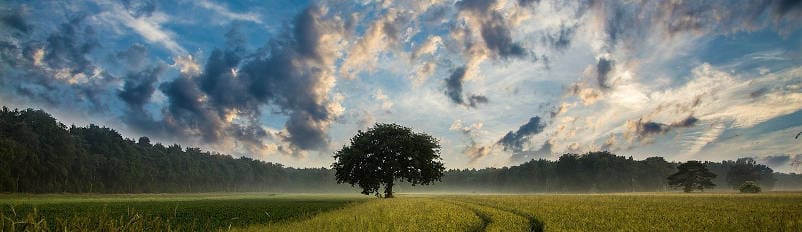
332;123;445;198
667;161;717;192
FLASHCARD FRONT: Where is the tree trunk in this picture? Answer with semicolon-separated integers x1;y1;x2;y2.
384;182;394;198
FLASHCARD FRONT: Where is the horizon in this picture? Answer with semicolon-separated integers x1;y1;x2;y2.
1;0;801;171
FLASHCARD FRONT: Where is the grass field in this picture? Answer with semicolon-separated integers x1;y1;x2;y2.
2;192;801;231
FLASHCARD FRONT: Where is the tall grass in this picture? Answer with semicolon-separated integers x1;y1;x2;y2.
242;197;482;232
3;192;801;231
457;192;802;231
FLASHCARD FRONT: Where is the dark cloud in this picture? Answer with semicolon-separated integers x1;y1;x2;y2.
1;8;30;33
118;64;164;108
0;14;116;114
633;116;699;138
468;95;488;107
444;67;490;108
498;116;546;152
43;16;98;74
445;66;467;105
292;6;324;63
638;121;667;135
480;13;526;59
671;116;699;128
774;0;802;17
144;5;337;151
456;0;527;59
160;75;225;143
596;58;613;89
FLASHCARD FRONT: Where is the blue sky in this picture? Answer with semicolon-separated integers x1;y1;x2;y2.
1;0;801;171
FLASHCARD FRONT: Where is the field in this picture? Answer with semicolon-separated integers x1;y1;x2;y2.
2;192;802;231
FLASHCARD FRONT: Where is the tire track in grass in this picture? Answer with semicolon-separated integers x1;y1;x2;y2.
457;198;544;232
431;198;489;232
440;199;530;232
466;206;491;232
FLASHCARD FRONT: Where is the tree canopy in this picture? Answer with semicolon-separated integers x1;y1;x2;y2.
725;158;774;189
667;161;717;192
332;123;444;198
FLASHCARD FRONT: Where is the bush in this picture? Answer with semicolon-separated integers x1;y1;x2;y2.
738;181;761;193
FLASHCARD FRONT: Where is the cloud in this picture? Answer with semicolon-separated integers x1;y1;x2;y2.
411;35;442;59
456;0;528;60
97;1;186;54
467;95;488;107
410;61;436;86
172;55;201;76
339;8;405;79
195;0;263;24
118;64;164;108
1;7;30;33
760;154;793;167
542;24;576;50
480;13;526;59
498;116;546;152
116;43;148;70
112;4;347;155
445;66;467;105
444;66;490;108
121;0;157;17
450;120;492;164
596;58;613;89
374;89;394;111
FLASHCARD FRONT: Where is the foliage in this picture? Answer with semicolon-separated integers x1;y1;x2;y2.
738;181;762;193
725;158;774;189
667;161;717;192
0;107;348;193
418;152;677;193
332;123;444;197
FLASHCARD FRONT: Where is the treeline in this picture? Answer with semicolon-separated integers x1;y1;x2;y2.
1;107;801;193
411;153;786;193
0;107;350;193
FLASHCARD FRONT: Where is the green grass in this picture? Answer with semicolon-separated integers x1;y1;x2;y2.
2;192;801;231
0;193;367;231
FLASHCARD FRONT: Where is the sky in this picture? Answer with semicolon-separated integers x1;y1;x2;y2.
1;0;801;171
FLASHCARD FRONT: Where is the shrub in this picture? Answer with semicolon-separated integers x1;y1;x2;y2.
738;181;761;193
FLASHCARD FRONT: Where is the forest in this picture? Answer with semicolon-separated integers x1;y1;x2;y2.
1;107;800;193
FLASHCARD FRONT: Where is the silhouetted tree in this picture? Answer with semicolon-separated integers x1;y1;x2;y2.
668;161;717;192
332;123;444;198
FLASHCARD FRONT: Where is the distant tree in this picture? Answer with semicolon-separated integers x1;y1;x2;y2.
667;161;717;192
726;158;774;190
332;123;444;198
138;136;151;146
738;181;761;193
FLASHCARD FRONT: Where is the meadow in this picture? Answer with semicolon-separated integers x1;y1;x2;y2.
2;192;802;231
